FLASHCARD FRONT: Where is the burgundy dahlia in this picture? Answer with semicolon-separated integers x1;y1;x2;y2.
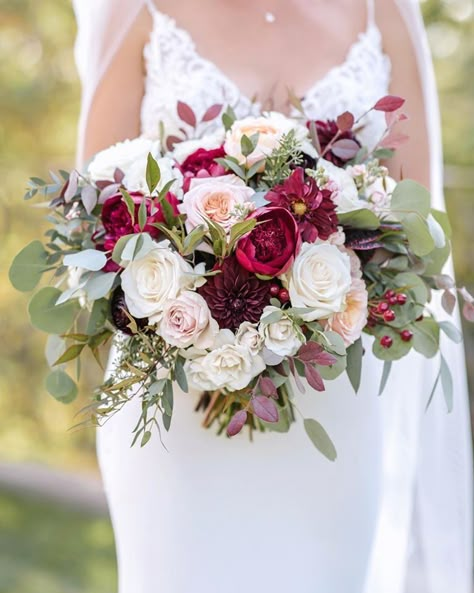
179;146;227;192
198;257;271;331
266;167;338;243
308;119;360;166
236;206;301;277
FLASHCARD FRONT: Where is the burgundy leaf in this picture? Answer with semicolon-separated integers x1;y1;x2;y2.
441;289;456;315
288;357;306;393
202;103;223;122
64;170;78;203
297;341;323;363
313;351;338;367
252;396;279;423
434;274;455;290
331;139;360;160
114;168;125;184
177;101;197;127
379;131;409;149
227;410;248;437
259;377;278;398
463;302;474;322
274;363;288;377
166;135;183;152
374;95;406;113
308;120;322;154
336;111;355;132
304;364;325;392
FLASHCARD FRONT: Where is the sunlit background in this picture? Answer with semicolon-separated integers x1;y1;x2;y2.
0;1;473;591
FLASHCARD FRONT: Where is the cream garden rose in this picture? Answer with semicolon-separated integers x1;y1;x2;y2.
224;112;316;167
186;343;266;391
121;240;195;323
283;242;352;321
179;174;255;233
259;307;304;357
324;278;368;346
158;291;219;349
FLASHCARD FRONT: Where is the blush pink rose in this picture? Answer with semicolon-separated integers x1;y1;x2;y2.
179;174;255;233
324;277;368;346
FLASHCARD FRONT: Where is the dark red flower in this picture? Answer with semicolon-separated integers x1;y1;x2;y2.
94;191;179;270
179;146;227;192
236;207;301;277
308;119;360;166
110;287;148;335
198;256;271;331
265;168;338;242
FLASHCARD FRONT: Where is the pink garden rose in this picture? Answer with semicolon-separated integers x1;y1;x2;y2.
324;277;368;346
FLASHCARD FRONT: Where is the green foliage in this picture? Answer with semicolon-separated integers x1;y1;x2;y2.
303;418;337;461
28;287;79;334
9;240;50;291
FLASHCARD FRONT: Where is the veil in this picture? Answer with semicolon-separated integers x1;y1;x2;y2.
72;1;473;591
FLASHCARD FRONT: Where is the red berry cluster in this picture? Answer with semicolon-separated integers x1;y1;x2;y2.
368;289;413;349
270;283;290;303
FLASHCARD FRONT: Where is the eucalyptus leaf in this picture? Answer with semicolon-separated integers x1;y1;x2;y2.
84;272;116;300
29;287;79;334
391;179;431;218
9;240;50;292
63;249;107;271
86;298;110;335
401;213;435;257
440;353;453;413
138;197;148;230
303;418;337;461
439;320;463;344
378;360;392;395
346;338;363;393
411;318;440;358
45;335;66;368
45;369;78;403
175;357;188;393
337;209;380;230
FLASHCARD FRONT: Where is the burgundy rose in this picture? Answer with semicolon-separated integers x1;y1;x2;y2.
235;206;301;277
307;119;360;166
179;146;227;192
266;167;338;243
94;191;179;270
198;256;271;331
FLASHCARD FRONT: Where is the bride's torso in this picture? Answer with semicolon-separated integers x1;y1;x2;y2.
140;1;391;146
97;5;396;593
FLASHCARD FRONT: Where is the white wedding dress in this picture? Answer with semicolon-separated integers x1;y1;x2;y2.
72;1;473;592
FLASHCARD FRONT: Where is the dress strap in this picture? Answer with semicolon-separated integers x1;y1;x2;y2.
144;0;159;17
367;0;376;28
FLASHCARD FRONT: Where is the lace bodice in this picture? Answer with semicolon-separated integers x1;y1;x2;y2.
141;3;391;148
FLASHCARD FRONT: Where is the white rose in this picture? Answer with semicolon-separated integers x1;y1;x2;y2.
186;344;265;391
235;322;264;355
172;131;225;164
283;242;352;321
87;138;160;184
224;112;315;167
318;158;365;213
158;291;219;349
259;307;304;357
179;174;255;233
121;240;195;323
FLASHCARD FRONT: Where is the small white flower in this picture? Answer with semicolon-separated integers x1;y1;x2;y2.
186;343;265;391
121;240;195;323
235;322;264;355
365;175;396;215
318;158;365;214
158;291;219;350
259;307;304;357
283;242;352;321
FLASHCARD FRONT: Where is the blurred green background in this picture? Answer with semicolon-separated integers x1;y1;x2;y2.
0;0;473;592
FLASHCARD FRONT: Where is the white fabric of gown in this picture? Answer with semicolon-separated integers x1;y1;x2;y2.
89;2;473;593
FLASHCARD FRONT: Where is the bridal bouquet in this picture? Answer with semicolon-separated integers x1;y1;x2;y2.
10;96;473;457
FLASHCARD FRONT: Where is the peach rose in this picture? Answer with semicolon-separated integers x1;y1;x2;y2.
224;112;314;168
324;278;368;346
179;174;255;233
